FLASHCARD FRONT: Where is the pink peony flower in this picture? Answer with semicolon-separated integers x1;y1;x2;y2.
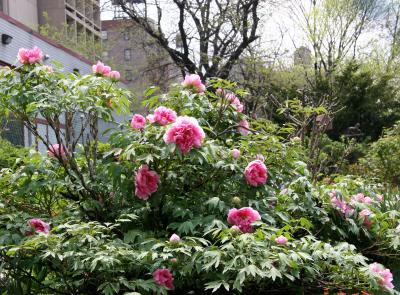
134;165;160;200
26;218;50;235
163;116;205;154
108;70;120;81
147;106;177;126
275;235;288;245
244;160;268;186
226;93;244;112
153;268;174;289
359;208;372;217
181;74;206;93
227;207;261;233
47;144;66;159
131;114;146;130
370;263;394;289
231;148;240;159
351;193;373;205
330;193;355;217
17;46;43;64
169;233;180;244
92;61;111;76
237;119;250;136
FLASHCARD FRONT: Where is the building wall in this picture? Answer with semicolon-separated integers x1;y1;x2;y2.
37;0;101;46
1;0;39;30
102;19;180;112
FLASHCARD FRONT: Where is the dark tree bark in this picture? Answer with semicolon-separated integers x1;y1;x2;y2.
113;0;263;79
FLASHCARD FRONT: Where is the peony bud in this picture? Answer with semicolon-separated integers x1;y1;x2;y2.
169;233;180;244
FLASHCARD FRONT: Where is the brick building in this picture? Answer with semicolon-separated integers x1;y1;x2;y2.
101;19;179;108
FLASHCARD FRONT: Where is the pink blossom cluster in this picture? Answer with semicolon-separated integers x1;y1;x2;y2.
225;93;244;112
131;114;146;130
329;191;354;217
181;74;206;93
351;193;373;205
47;144;67;159
163;116;205;154
26;218;50;235
153;268;174;289
135;165;160;200
370;263;394;289
147;106;177;126
17;46;43;64
227;207;261;233
244;160;268;186
92;61;120;81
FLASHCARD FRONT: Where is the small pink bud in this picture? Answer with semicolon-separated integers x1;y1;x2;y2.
231;148;240;159
169;233;180;244
275;235;288;245
109;70;120;81
377;194;384;202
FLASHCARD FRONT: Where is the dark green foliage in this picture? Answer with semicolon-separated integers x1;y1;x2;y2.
329;61;400;140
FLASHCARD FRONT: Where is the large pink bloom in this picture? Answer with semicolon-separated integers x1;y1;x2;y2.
135;165;160;200
147;106;177;126
18;46;43;64
47;144;66;159
27;218;50;235
244;160;268;186
227;207;261;233
181;74;206;93
92;61;111;76
370;263;394;289
131;114;146;129
237;119;250;136
163;116;205;154
153;268;174;289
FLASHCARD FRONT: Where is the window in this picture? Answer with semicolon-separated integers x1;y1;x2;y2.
0;0;3;12
101;30;108;40
123;29;130;41
125;70;132;81
124;49;131;61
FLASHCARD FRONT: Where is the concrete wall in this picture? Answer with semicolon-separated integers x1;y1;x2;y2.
2;0;39;30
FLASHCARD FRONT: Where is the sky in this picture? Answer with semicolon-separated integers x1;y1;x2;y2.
99;0;391;64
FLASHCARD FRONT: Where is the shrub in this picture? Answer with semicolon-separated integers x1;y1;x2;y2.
0;47;398;294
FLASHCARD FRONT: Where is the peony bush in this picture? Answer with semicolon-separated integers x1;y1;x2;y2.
0;47;399;294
